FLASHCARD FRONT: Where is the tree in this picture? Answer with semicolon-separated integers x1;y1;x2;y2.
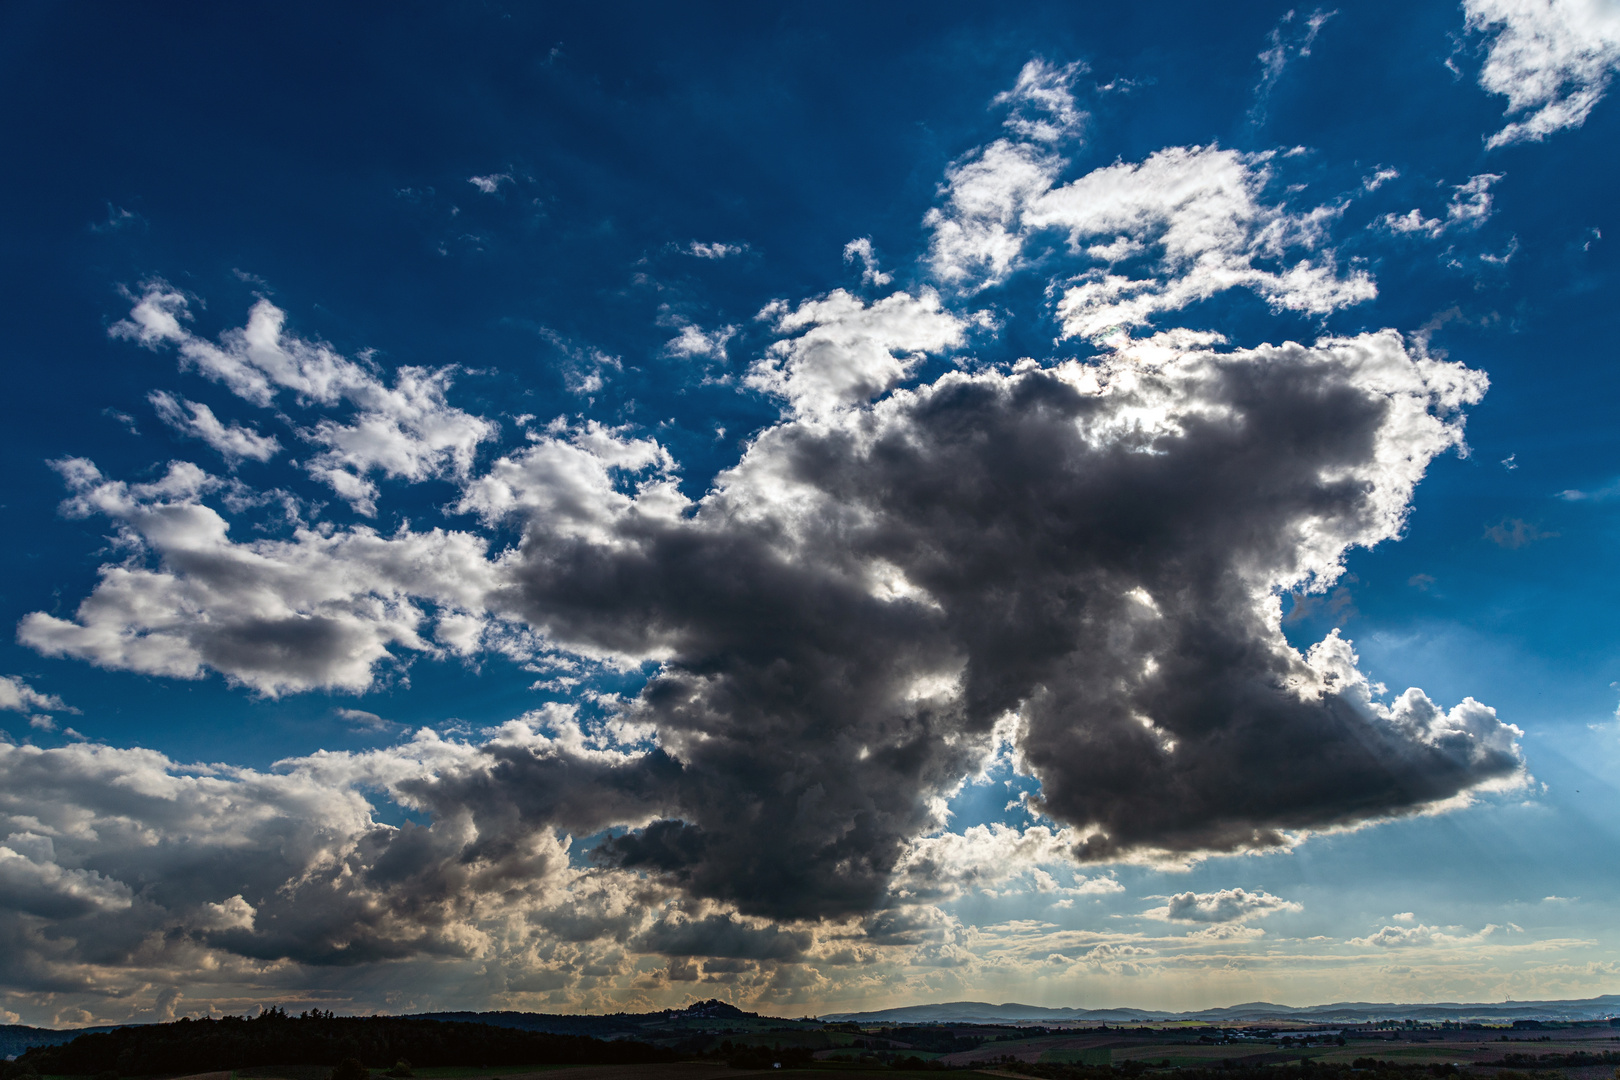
332;1058;370;1080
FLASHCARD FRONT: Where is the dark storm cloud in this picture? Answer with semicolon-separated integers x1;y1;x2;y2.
636;912;814;961
472;330;1520;920
0;737;576;977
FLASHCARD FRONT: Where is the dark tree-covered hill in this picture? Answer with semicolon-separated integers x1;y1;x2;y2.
0;1025;123;1061
412;999;760;1039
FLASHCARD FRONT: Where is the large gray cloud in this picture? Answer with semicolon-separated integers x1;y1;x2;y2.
458;327;1522;920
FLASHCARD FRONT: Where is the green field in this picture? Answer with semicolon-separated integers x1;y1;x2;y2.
1038;1050;1113;1066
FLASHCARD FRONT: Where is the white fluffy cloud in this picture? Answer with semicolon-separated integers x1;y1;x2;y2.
1143;888;1303;924
115;287;497;514
149;391;280;464
17;459;502;695
468;172;512;194
0;676;68;716
1034;147;1373;338
1467;0;1620;147
926;139;1065;289
663;321;738;361
1349;922;1503;948
843;238;894;287
893;824;1123;902
928;139;1373;336
746;289;967;417
993;58;1088;143
457;420;687;547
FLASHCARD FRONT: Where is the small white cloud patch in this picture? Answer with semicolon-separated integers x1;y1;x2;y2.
1143;887;1303;924
468;172;512;194
150;391;280;464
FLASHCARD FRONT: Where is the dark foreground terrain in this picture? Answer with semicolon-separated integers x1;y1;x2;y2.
3;1001;1618;1080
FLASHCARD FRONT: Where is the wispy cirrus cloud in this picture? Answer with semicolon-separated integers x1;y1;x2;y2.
1251;8;1337;124
1381;173;1504;238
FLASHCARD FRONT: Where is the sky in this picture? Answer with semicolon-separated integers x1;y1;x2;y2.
1;0;1620;1028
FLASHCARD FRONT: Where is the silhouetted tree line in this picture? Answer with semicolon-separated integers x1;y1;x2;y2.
725;1045;817;1069
15;1008;675;1077
1487;1050;1620;1068
872;1028;986;1054
408;1012;639;1040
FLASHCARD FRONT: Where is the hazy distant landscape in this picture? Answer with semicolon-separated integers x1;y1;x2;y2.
5;997;1620;1080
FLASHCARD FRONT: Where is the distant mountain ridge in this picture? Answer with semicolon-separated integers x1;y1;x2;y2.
819;994;1620;1025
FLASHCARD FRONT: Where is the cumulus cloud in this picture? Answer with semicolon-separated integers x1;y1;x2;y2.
926;138;1065;289
1031;147;1373;337
17;459;502;695
114;287;497;514
663;321;738;361
1143;888;1302;923
0;714;905;1012
1466;0;1620;147
456;419;686;549
746;289;966;417
892;824;1122;902
335;707;395;731
929;139;1374;335
485;327;1520;916
0;730;585;983
1349;922;1501;948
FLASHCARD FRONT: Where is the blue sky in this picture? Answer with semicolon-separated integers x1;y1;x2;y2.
2;0;1619;1025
